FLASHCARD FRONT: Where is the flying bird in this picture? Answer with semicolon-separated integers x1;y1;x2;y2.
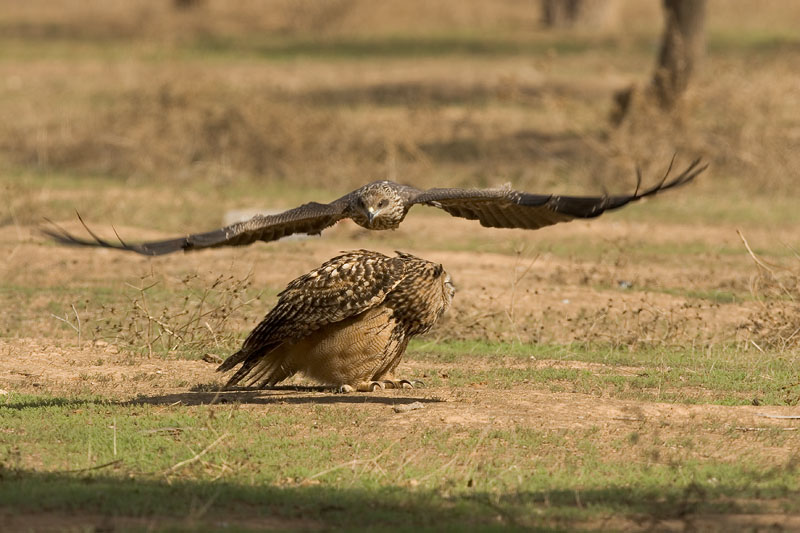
217;249;454;392
43;157;705;255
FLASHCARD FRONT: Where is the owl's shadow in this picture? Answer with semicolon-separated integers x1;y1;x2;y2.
129;384;443;407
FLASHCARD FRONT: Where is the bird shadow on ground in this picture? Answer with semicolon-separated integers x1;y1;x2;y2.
1;387;443;410
128;386;443;407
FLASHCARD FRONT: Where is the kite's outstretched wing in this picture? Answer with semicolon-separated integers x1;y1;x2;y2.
43;157;706;254
410;158;706;229
42;200;350;256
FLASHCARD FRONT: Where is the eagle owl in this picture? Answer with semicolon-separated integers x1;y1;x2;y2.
217;250;455;392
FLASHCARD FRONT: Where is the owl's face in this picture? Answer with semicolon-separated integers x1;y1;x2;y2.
351;183;407;230
442;271;456;305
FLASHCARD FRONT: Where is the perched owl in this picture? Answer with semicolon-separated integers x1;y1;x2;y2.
217;250;455;392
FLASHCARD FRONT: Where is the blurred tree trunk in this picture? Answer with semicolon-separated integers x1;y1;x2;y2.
651;0;707;109
540;0;619;30
173;0;204;9
612;0;707;124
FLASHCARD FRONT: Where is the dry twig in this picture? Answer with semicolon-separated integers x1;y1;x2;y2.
163;433;230;475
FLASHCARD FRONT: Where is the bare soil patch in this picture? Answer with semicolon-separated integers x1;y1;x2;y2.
4;336;799;471
3;1;800;529
1;213;772;349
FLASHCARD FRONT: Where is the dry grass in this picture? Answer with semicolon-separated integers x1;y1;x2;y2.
2;0;798;42
1;82;358;186
3;4;800;528
740;231;800;351
1;1;799;199
4;54;799;195
0;0;612;41
90;270;260;358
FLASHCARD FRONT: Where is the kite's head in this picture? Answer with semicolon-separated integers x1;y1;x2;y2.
351;182;407;230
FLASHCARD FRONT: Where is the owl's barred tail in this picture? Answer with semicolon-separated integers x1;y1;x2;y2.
216;349;249;373
217;348;260;389
217;342;288;389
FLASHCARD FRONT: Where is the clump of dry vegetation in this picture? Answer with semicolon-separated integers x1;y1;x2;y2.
0;0;546;42
441;291;719;349
4;4;800;530
2;0;799;356
740;231;800;351
0;73;617;193
91;270;260;358
0;81;377;186
1;1;797;198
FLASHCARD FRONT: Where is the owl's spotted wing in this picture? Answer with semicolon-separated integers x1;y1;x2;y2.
410;158;706;230
42;198;352;256
217;250;408;383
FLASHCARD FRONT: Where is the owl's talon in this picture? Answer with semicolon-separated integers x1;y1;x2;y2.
349;380;422;392
357;381;385;392
374;379;418;390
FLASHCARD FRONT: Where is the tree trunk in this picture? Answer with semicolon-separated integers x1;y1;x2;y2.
611;0;706;124
173;0;205;9
651;0;707;110
540;0;619;30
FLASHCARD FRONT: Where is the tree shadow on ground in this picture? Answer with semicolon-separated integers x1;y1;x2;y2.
297;77;616;108
1;396;104;411
298;80;613;108
416;129;611;180
1;469;797;532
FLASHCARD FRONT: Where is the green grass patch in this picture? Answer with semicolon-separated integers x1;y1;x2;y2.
709;30;800;54
656;287;746;304
191;33;625;61
3;27;796;65
2;168;343;232
0;31;639;63
2;392;799;530
11;166;799;263
408;340;800;406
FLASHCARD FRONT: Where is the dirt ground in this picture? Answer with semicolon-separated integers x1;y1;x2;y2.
3;336;800;531
4;184;800;531
0;206;786;377
4;1;800;530
4;213;799;453
2;209;776;347
4;332;800;439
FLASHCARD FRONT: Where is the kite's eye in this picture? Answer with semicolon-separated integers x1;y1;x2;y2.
378;200;387;208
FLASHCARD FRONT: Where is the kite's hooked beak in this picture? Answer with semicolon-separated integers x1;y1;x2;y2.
367;206;376;224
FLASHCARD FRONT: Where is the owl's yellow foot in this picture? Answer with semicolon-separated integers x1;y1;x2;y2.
339;380;424;393
356;381;386;392
381;379;414;389
336;382;385;393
